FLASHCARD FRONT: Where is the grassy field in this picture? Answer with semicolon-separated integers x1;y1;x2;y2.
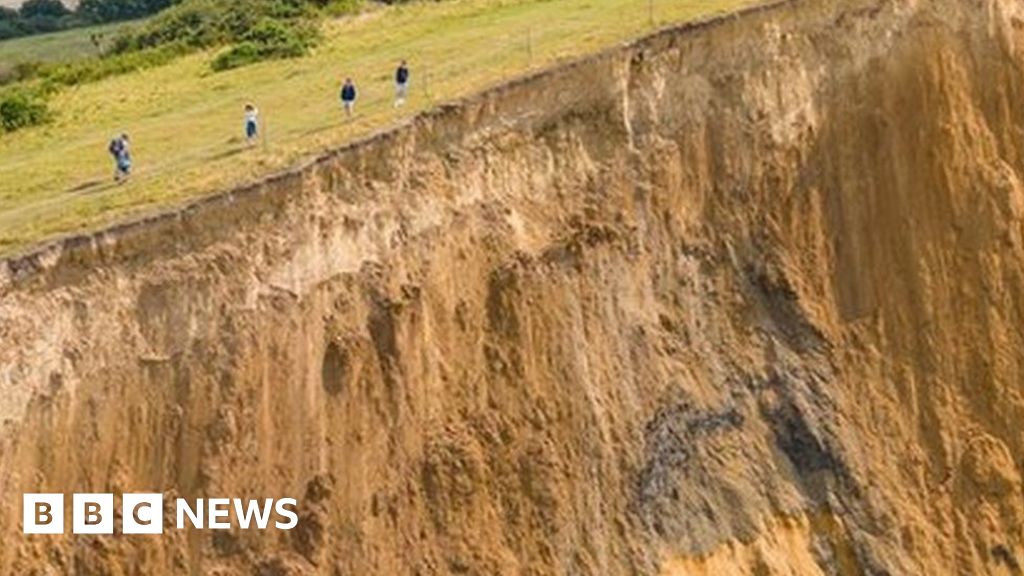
0;20;138;75
0;0;760;257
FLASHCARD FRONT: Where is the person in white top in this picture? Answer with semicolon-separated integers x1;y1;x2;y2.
244;103;259;145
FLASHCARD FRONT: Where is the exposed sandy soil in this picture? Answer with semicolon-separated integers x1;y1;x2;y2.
2;0;1024;573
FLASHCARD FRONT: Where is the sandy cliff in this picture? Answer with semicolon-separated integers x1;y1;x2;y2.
2;0;1024;573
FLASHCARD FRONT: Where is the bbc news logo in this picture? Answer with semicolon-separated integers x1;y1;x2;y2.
23;494;298;535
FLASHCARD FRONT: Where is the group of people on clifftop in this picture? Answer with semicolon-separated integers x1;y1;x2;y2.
108;60;411;183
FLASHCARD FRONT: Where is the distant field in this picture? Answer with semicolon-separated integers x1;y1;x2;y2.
0;0;76;8
0;20;136;75
0;0;761;257
0;0;21;6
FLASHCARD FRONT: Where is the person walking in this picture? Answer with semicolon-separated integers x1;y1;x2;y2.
244;103;260;145
394;60;410;107
108;133;132;182
340;78;357;117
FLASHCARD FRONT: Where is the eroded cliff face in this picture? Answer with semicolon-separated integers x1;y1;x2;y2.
2;0;1024;573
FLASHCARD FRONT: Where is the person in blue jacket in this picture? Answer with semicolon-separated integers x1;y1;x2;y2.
340;78;357;117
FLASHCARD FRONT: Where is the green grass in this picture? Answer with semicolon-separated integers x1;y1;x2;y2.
0;0;761;256
0;21;139;75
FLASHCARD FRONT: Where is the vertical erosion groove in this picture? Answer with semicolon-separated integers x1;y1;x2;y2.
321;341;349;397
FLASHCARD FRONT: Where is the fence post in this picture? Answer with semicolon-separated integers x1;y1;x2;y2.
527;27;533;69
425;70;432;104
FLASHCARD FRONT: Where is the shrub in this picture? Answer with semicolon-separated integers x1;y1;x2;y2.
117;0;317;53
243;17;315;49
40;43;187;88
15;61;43;79
210;42;262;71
323;0;363;17
0;61;43;86
0;88;50;132
211;18;317;71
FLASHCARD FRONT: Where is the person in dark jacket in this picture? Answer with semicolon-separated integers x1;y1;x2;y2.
394;60;410;107
340;78;357;117
108;133;131;182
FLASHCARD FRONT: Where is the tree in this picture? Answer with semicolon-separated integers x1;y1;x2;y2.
77;0;177;23
19;0;69;19
0;19;19;41
77;0;128;22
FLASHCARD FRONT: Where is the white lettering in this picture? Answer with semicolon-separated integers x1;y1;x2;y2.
274;498;299;530
234;499;274;529
176;498;204;529
207;498;230;529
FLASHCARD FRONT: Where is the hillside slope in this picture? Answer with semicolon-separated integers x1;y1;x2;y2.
2;0;1024;573
0;0;758;256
